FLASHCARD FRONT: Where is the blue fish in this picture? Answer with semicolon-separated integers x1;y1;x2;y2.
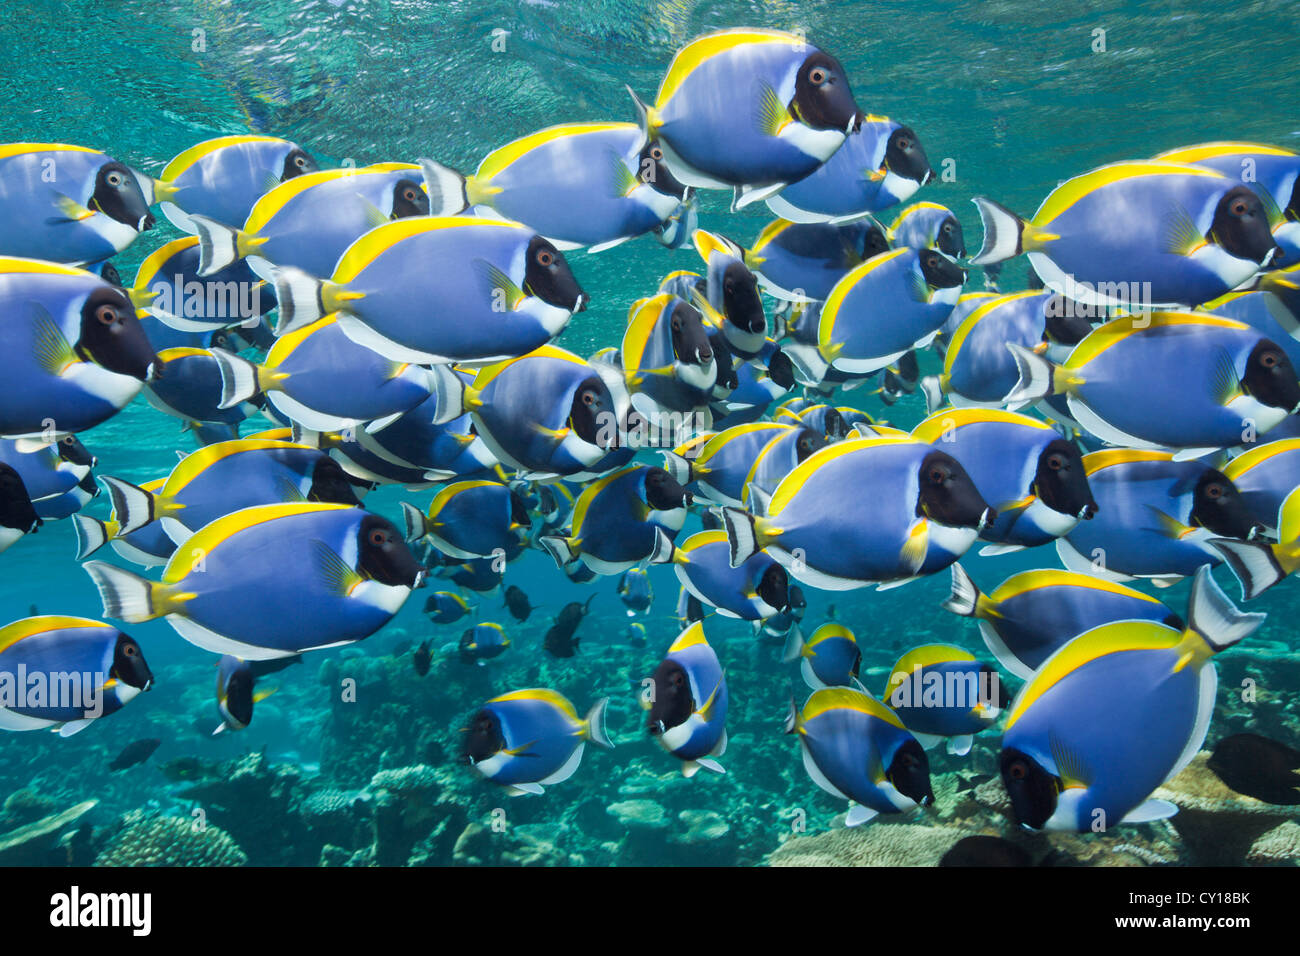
1001;567;1261;831
645;621;728;776
84;503;425;659
463;688;612;796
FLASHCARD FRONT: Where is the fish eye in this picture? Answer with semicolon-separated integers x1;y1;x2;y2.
124;644;137;657
536;248;555;267
295;155;308;168
369;529;388;545
61;436;75;445
95;304;119;325
582;391;596;406
671;315;682;331
404;188;418;201
1261;350;1280;368
107;171;123;187
1008;761;1027;780
1233;200;1248;215
1047;453;1066;471
898;137;911;149
928;466;947;484
1206;483;1224;499
810;67;827;84
650;146;664;161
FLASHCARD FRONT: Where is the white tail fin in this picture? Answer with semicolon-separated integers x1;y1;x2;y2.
942;563;981;616
399;501;427;542
781;626;805;663
626;85;653;137
721;507;758;567
83;560;157;623
1002;343;1055;406
99;477;155;535
920;375;944;414
782;695;799;734
781;342;832;386
659;450;692;485
538;535;578;568
189;214;243;275
418;158;470;216
71;515;109;560
1187;564;1266;651
970;197;1025;266
426;364;466;426
585;697;613;749
1209;539;1284;601
210;348;262;410
258;262;327;335
648;527;677;565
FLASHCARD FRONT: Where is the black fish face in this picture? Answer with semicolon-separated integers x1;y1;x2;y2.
720;260;765;334
981;663;1011;711
647;658;693;735
358;514;425;587
1191;469;1261;539
569;376;615;448
935;215;965;258
97;262;123;288
1000;747;1059;830
637;137;688;200
79;286;157;381
917;450;994;529
895;349;920;387
524;235;587;312
92;162;153;231
756;563;790;611
508;490;530;529
112;632;153;690
462;708;504;764
919;248;967;289
308;457;360;506
709;331;739;389
223;664;254;727
887;738;934;806
644;466;691;510
1033;438;1097;519
1242;338;1300;411
767;349;796;389
787;583;807;612
791;51;863;133
794;426;828;462
821;408;848;439
884;125;933;186
860;223;891;260
390;178;430;218
57;434;96;467
0;464;40;534
281;147;317;180
1212;185;1280;264
669;301;712;366
1043;302;1093;345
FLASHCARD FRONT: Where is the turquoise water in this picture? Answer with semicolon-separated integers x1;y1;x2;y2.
0;0;1298;866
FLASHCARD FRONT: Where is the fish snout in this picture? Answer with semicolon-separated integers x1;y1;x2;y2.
574;293;589;313
978;507;997;531
139;212;156;231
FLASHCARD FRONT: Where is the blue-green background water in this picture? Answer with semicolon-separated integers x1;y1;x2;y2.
0;0;1298;866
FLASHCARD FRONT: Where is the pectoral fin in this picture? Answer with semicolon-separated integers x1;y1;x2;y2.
1160;202;1205;256
311;539;364;596
475;259;526;312
752;80;792;137
31;304;78;375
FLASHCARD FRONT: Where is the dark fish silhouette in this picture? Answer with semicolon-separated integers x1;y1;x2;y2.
109;738;162;772
413;639;432;677
543;598;593;658
939;835;1032;867
504;585;535;622
1207;733;1300;805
